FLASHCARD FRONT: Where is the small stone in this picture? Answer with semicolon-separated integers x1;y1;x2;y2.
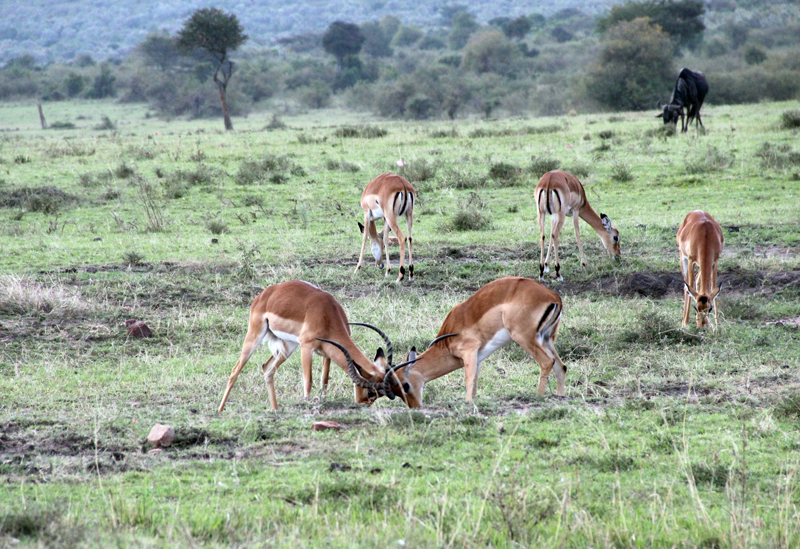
148;448;163;455
312;421;342;431
126;319;152;338
147;424;175;448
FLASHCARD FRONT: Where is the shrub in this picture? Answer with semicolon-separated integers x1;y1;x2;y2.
94;115;116;130
0;275;93;318
430;128;459;138
402;158;437;182
439;166;486;189
774;393;800;419
114;162;136;179
265;114;286;130
0;186;78;213
684;146;734;174
599;130;615;140
780;110;800;130
334;125;387;138
528;156;561;178
296;133;327;144
325;159;361;172
49;121;76;129
206;220;228;235
610;162;634;182
448;192;491;231
488;162;521;186
756;142;800;169
122;251;145;266
236;154;295;185
562;163;591;179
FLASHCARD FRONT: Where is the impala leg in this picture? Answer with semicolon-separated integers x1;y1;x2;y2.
573;213;586;267
321;356;330;396
462;350;480;401
389;218;407;282
218;328;267;413
538;209;547;280
263;354;289;411
355;212;371;274
405;212;414;280
382;222;392;276
543;215;555;273
301;345;313;399
551;213;566;281
511;332;566;396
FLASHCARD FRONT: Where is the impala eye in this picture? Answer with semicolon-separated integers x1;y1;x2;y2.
613;236;619;243
402;382;410;392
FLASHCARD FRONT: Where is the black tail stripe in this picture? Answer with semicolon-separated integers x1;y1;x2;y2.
393;192;400;212
545;185;551;215
538;189;545;212
537;303;556;333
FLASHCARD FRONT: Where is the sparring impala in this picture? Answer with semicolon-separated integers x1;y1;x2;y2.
355;173;415;282
677;210;724;329
217;280;395;412
322;277;567;408
535;170;621;280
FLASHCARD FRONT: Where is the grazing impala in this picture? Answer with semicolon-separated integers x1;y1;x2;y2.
217;280;394;412
355;173;415;282
322;277;567;408
677;211;724;329
535;170;621;280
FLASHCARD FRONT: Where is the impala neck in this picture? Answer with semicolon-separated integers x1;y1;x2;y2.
413;342;463;383
579;203;607;238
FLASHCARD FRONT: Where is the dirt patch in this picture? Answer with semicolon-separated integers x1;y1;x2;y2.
557;269;800;298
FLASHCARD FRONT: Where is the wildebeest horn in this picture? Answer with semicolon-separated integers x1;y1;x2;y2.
348;322;393;366
317;338;390;394
657;100;663;109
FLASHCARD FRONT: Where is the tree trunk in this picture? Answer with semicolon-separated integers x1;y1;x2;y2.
37;103;48;129
218;84;233;131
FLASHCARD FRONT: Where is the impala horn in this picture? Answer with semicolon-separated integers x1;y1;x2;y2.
317;338;392;398
383;333;459;382
348;322;393;367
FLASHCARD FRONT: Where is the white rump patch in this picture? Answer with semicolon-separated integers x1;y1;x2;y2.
370;205;385;220
266;329;299;359
477;328;512;363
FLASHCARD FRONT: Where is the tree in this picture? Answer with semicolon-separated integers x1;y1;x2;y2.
501;16;533;40
88;63;116;99
461;30;520;76
360;21;393;57
322;22;365;73
448;12;479;50
586;18;676;111
177;8;248;131
597;0;705;51
137;31;181;72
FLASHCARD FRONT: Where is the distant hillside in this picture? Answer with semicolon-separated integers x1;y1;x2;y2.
0;0;615;64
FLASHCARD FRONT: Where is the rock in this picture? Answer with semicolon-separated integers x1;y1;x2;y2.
312;421;342;431
148;448;163;455
126;319;152;338
147;424;175;448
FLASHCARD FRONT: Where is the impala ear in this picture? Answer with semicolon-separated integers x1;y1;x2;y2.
600;214;612;230
710;285;722;301
358;222;365;234
405;348;418;375
684;282;699;300
374;347;385;360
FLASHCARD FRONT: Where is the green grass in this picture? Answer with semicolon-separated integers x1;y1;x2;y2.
1;99;800;548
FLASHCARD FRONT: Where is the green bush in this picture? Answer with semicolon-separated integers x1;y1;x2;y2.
235;154;296;185
528;156;561;178
488;162;521;186
780;110;800;130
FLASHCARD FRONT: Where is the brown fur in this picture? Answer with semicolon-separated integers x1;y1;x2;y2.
218;281;387;411
388;277;567;407
535;170;621;280
677;211;724;328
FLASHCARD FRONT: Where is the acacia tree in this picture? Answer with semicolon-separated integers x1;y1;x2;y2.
322;22;365;73
177;8;247;130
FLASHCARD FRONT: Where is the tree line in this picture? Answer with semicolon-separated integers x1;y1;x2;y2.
2;0;799;128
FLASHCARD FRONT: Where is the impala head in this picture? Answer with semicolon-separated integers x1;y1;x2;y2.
599;213;621;260
383;333;459;408
684;283;721;329
317;337;395;402
358;222;385;268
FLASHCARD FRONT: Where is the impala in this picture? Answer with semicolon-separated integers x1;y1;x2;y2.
355;173;415;282
324;277;567;408
535;170;621;280
217;280;394;412
677;210;724;329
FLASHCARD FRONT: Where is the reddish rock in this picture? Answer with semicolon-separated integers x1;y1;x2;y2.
312;421;343;432
126;319;152;338
147;424;175;448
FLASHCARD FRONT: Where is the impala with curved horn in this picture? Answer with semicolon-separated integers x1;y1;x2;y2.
535;170;621;281
217;280;393;412
355;173;415;282
380;277;568;408
677;210;724;329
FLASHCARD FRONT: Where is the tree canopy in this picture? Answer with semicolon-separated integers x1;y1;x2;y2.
587;17;676;111
322;22;365;70
597;0;705;51
176;8;248;61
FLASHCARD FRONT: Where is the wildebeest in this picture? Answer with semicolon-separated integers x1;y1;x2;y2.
657;68;709;132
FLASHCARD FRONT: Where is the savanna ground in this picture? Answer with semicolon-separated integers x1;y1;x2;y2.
1;100;800;548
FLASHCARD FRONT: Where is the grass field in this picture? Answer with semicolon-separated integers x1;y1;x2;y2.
1;99;800;548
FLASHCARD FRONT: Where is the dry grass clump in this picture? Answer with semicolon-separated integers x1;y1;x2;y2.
0;275;94;318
